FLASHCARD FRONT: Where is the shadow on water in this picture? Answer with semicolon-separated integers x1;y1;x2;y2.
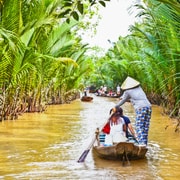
0;94;180;180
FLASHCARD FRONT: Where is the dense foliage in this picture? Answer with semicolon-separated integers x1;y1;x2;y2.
0;0;179;121
0;0;109;120
87;0;180;119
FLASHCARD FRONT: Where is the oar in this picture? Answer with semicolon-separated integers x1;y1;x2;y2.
128;130;139;144
77;114;113;163
133;135;139;144
77;135;97;163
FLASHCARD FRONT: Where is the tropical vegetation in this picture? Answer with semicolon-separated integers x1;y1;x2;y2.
86;0;180;121
0;0;179;125
0;0;107;120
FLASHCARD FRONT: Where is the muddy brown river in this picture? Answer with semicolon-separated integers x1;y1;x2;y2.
0;94;179;180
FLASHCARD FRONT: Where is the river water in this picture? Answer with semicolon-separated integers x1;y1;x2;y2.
0;95;179;180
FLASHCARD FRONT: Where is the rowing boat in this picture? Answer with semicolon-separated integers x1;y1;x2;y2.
81;96;93;102
95;93;120;98
93;133;148;161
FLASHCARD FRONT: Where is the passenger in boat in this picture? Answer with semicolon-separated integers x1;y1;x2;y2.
83;86;89;96
110;107;137;139
103;85;108;94
113;76;152;146
104;112;127;146
117;85;120;95
84;89;87;96
108;89;113;96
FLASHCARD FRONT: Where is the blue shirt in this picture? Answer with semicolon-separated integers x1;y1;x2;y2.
121;115;131;138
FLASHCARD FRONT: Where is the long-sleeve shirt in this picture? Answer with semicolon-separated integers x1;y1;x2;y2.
116;86;151;110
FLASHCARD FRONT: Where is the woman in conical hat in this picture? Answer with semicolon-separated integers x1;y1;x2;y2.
121;76;140;90
113;76;152;146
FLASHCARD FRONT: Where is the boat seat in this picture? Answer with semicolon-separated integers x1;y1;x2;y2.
99;133;106;143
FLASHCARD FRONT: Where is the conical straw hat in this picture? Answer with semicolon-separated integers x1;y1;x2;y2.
121;76;140;90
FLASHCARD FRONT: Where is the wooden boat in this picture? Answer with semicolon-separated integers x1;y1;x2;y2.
81;96;93;102
95;93;120;98
93;133;148;161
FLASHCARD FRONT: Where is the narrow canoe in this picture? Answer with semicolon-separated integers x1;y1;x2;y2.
95;94;120;98
93;133;148;161
93;142;147;160
81;96;93;102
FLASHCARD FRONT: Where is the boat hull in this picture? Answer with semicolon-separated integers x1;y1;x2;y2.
93;142;148;160
81;96;93;102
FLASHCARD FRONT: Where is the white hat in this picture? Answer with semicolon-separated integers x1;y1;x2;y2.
121;76;140;90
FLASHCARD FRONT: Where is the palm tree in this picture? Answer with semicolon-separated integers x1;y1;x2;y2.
0;0;104;119
89;0;179;118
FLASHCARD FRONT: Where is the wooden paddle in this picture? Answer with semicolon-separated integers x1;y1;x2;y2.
77;114;113;163
77;135;97;163
128;130;139;144
133;135;139;144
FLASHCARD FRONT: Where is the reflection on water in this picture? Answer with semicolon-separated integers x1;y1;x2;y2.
0;95;180;180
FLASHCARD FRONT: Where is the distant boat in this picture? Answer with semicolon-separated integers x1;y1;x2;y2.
95;93;120;98
81;96;93;102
